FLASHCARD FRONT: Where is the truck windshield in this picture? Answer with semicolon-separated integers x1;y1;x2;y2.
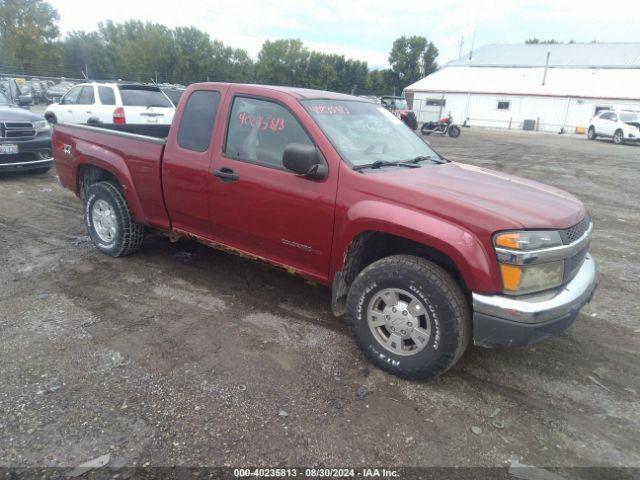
302;99;439;168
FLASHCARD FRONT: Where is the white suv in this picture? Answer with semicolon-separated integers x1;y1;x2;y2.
44;82;175;126
587;110;640;145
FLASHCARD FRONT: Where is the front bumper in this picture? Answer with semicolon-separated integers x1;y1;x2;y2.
0;133;53;173
472;255;597;347
0;157;53;173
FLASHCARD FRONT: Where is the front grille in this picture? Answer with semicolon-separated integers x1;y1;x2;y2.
560;215;590;244
564;246;588;283
0;122;36;139
559;215;592;283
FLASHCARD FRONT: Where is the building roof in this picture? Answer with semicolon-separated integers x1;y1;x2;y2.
446;43;640;69
405;66;640;100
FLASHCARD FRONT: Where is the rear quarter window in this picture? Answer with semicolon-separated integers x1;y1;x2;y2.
119;88;173;108
98;86;116;105
177;90;221;152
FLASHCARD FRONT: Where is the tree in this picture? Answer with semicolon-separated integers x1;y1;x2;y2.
525;38;560;44
388;35;438;91
0;0;60;74
255;39;309;86
62;31;113;79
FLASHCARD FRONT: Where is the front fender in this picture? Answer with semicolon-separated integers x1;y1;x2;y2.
332;200;501;293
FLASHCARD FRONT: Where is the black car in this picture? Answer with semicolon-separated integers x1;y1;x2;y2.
0;90;53;174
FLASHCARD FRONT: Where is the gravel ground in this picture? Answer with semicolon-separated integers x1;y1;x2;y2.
1;127;639;473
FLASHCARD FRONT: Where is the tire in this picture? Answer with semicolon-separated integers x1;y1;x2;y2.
587;126;596;140
31;167;51;174
45;113;57;125
84;181;144;257
613;129;624;145
448;125;461;138
346;255;471;380
420;125;431;135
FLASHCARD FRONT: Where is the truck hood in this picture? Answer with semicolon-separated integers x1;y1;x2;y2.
0;105;44;122
366;162;586;231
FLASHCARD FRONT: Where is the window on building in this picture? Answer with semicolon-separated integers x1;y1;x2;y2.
426;98;446;107
594;106;612;115
177;90;221;152
497;101;510;110
224;97;314;169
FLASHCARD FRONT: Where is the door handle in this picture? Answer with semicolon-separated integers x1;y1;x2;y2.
213;167;239;183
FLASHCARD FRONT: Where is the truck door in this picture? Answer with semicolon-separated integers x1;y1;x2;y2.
162;89;223;239
208;94;338;282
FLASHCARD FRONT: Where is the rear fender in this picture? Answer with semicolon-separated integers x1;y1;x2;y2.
74;140;146;224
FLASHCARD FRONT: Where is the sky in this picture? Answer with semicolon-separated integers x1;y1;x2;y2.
48;0;640;69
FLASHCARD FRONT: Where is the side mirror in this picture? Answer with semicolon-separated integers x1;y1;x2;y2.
282;143;327;180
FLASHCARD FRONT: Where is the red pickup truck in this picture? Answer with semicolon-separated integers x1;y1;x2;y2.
53;83;596;379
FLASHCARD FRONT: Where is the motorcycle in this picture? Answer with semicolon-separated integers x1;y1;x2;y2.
420;113;461;138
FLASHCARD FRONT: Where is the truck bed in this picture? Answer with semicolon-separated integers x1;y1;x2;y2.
53;123;171;230
85;121;171;139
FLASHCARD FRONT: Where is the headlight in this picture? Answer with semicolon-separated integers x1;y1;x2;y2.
34;120;50;132
494;230;562;250
494;230;564;295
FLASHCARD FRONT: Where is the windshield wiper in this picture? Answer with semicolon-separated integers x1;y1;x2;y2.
353;160;421;171
402;155;446;165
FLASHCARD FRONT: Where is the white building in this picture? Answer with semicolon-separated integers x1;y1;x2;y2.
404;43;640;133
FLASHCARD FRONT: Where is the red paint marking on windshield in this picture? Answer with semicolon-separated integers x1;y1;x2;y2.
308;105;351;115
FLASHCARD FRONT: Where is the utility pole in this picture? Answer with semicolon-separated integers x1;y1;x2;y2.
458;36;464;58
85;63;89;80
542;51;551;85
469;31;476;60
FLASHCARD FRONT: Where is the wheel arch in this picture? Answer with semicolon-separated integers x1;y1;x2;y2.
76;161;146;224
330;213;499;316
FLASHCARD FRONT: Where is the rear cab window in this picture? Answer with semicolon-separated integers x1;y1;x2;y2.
118;86;173;108
224;96;314;169
177;90;221;152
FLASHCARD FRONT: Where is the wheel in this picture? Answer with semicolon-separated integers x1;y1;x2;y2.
613;129;624;145
448;125;461;138
345;255;471;380
84;181;144;257
420;124;431;135
587;126;596;140
31;167;51;174
45;113;57;125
